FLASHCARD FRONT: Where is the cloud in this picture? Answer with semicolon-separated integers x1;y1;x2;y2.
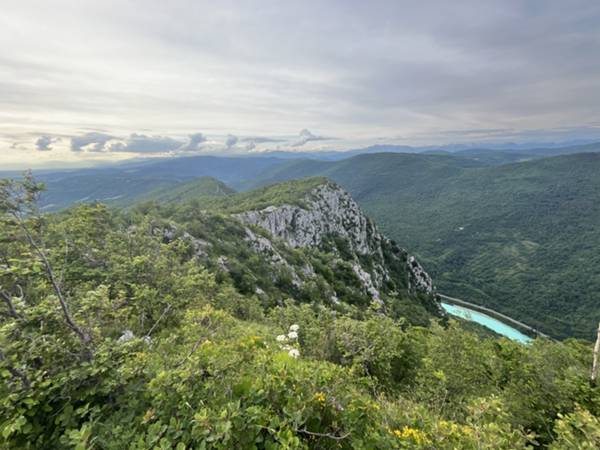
292;129;332;147
10;142;23;150
4;1;600;167
240;135;289;152
225;134;238;149
240;136;285;144
35;135;57;151
177;133;207;152
67;131;210;154
71;132;115;152
109;133;183;153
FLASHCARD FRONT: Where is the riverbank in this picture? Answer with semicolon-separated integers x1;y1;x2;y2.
441;302;532;343
438;294;550;340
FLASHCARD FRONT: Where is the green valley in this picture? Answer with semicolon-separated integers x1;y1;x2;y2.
244;152;600;340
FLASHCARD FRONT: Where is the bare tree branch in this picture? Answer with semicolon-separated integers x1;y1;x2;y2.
175;318;214;368
0;286;22;319
58;238;69;288
11;211;91;351
297;428;351;441
591;322;600;387
144;303;172;339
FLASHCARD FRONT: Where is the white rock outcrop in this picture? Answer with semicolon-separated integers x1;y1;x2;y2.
408;256;434;295
236;184;375;254
236;181;435;300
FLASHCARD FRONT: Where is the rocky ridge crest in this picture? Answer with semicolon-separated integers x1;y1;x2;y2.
235;181;435;301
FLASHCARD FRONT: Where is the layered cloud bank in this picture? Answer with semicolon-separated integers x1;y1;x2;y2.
16;129;336;159
2;1;600;166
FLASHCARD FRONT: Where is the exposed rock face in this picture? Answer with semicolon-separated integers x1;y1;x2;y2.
351;262;381;300
117;330;135;344
161;225;212;258
236;184;375;254
408;256;434;295
236;181;435;301
242;226;306;287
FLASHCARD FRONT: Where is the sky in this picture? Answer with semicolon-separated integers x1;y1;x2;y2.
2;0;600;168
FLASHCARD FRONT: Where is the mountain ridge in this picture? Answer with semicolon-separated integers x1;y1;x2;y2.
241;152;600;339
234;180;436;304
153;177;441;324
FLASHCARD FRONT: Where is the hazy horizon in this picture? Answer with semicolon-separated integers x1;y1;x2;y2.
3;0;600;167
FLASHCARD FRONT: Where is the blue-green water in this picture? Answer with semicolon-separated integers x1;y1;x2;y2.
441;302;532;344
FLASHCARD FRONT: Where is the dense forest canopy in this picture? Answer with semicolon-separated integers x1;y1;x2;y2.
1;174;599;448
240;152;600;340
30;150;600;340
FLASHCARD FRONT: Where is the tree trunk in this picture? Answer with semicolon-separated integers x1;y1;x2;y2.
591;322;600;387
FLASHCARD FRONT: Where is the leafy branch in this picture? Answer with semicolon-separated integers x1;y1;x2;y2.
1;173;92;358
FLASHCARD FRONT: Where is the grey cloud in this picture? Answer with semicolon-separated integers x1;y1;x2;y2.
4;0;600;167
225;134;238;149
240;137;285;144
109;133;183;153
178;133;207;152
35;135;53;151
292;129;332;147
239;136;286;152
71;132;115;152
68;131;209;154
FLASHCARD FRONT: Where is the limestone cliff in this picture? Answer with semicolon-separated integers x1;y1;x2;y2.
235;181;436;302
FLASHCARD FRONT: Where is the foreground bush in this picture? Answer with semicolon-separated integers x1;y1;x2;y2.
1;175;599;448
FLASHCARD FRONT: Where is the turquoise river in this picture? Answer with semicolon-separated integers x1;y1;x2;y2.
441;302;532;344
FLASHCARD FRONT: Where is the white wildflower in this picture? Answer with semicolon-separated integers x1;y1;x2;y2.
282;344;292;351
276;334;287;342
289;324;300;332
117;330;135;344
288;348;300;358
288;331;298;340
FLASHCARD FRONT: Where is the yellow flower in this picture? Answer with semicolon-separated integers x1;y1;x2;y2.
390;426;431;445
313;392;327;406
460;425;475;437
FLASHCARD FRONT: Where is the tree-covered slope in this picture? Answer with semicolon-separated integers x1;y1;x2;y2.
39;174;236;211
133;176;235;204
245;152;600;340
31;140;600;212
241;152;482;192
2;174;600;448
387;153;600;340
37;156;288;210
450;141;600;165
146;177;441;323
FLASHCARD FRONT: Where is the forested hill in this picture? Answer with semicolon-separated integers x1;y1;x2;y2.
139;177;441;323
24;149;600;339
2;174;600;447
241;152;600;340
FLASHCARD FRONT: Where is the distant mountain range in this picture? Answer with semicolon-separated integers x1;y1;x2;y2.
36;156;283;210
240;140;600;162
